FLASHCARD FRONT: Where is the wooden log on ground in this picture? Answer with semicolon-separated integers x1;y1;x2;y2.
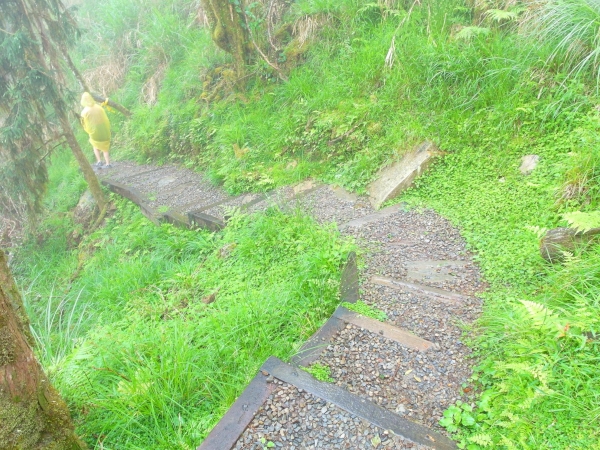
540;227;600;262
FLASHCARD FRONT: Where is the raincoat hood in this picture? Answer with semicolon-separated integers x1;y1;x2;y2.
80;92;95;107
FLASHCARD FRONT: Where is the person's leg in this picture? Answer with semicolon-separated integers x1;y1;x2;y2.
93;148;103;164
103;151;111;165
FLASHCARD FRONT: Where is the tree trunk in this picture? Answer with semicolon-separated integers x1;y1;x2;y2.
203;0;253;81
61;47;132;117
58;113;107;212
0;250;86;449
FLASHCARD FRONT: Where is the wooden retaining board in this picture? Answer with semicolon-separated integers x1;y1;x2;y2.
197;371;276;450
334;306;433;352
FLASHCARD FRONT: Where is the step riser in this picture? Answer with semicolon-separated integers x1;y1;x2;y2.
371;275;469;304
196;371;275;450
334;306;433;351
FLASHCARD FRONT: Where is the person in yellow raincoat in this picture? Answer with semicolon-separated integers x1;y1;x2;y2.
80;92;112;168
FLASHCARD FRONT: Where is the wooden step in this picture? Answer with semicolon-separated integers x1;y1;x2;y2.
371;275;469;304
334;306;434;352
265;357;455;450
198;357;456;450
339;203;404;230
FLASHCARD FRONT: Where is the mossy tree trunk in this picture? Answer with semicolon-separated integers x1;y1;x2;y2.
203;0;253;81
57;111;107;213
0;250;86;449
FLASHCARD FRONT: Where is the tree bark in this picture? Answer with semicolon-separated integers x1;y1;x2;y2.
58;112;107;212
61;47;132;117
202;0;253;81
0;250;86;449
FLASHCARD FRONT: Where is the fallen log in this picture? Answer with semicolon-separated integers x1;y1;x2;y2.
540;227;600;262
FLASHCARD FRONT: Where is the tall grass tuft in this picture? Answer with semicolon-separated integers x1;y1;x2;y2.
521;0;600;89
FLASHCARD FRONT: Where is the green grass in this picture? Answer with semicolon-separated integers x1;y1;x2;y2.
13;0;600;448
14;154;355;448
342;300;388;322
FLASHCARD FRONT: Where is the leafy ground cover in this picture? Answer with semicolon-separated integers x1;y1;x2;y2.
12;0;600;448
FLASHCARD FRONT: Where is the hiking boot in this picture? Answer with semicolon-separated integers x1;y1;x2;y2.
103;164;113;169
93;161;104;168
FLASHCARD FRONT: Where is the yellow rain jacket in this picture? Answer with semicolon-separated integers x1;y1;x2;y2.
81;102;111;151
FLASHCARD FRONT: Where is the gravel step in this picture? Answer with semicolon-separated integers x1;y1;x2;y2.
259;357;455;449
241;186;298;215
99;161;159;182
370;276;469;305
290;185;375;225
109;166;185;199
198;193;264;221
235;380;432;450
333;306;434;352
313;324;469;432
339;204;405;230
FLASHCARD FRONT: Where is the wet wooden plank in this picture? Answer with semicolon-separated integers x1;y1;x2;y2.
197;371;275;450
291;316;346;367
188;211;225;232
102;179;161;225
334;306;433;351
340;251;359;304
371;276;468;304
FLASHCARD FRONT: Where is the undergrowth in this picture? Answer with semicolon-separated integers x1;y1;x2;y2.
303;362;334;382
14;154;354;448
14;0;600;448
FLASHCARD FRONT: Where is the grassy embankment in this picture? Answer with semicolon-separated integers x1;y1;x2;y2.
15;0;600;448
15;151;353;448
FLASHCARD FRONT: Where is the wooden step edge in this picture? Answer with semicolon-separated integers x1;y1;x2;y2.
101;179;161;226
196;370;276;450
161;210;191;229
186;195;243;216
291;316;346;367
262;357;457;450
334;306;434;352
238;193;269;212
371;275;469;304
172;193;229;215
339;203;405;230
286;183;326;203
188;210;225;232
341;251;359;304
292;251;359;366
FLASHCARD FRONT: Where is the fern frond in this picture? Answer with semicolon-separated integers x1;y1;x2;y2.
520;300;559;328
454;26;490;41
485;9;519;22
468;433;494;447
563;210;600;232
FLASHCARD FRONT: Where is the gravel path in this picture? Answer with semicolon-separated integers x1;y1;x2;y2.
101;161;230;213
347;209;486;296
103;162;484;449
292;185;375;225
314;324;472;431
235;380;429;450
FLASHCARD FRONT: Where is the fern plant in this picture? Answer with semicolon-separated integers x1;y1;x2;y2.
562;210;600;232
